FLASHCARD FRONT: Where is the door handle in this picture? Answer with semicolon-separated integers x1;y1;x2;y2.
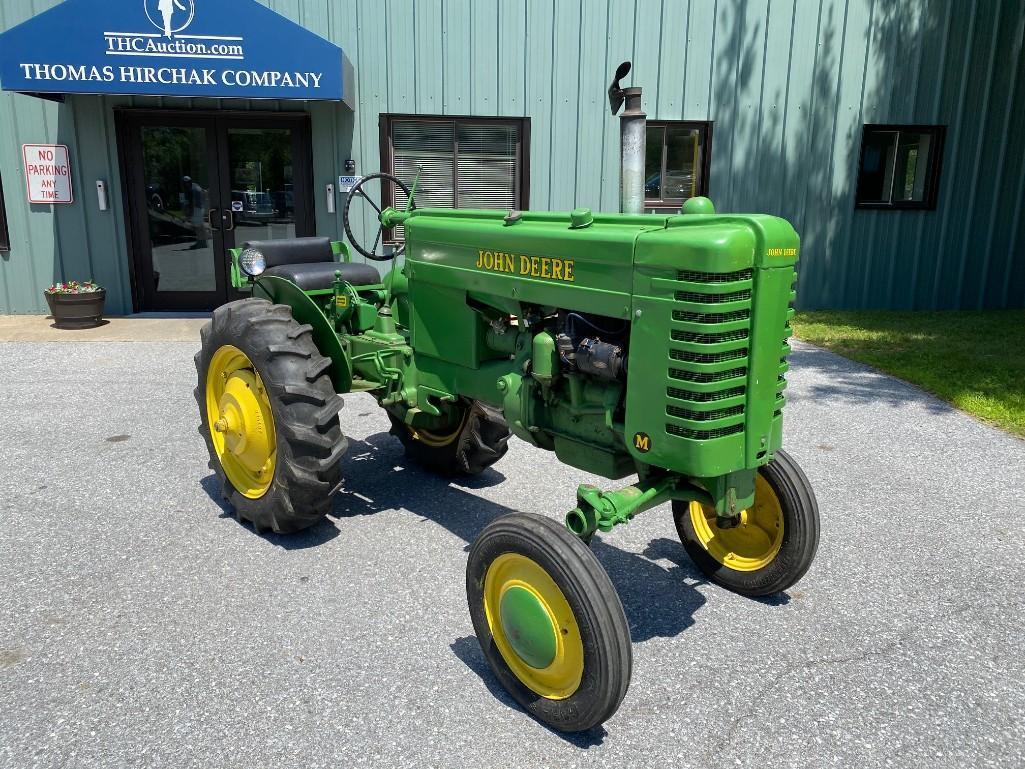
207;208;222;230
222;210;236;232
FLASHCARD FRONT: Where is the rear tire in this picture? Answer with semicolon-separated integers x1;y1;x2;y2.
467;513;632;732
195;298;346;533
389;400;510;476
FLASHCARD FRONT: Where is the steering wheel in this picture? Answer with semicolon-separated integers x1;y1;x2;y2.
342;173;414;262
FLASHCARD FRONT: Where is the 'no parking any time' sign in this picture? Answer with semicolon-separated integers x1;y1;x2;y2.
22;144;74;204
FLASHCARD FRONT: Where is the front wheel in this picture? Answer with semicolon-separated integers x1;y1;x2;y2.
673;449;819;597
466;513;632;732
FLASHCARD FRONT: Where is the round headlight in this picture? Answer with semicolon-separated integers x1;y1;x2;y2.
239;247;266;277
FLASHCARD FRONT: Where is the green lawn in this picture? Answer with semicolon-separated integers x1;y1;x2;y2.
791;311;1025;438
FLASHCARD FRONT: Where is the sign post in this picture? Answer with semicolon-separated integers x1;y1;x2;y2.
22;144;74;205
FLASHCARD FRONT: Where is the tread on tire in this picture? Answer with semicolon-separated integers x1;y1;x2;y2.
390;400;510;476
195;298;346;533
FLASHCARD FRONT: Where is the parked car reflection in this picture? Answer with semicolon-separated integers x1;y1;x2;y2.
232;190;275;225
645;171;696;201
270;187;294;221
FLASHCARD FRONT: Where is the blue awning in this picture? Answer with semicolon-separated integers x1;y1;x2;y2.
0;0;354;106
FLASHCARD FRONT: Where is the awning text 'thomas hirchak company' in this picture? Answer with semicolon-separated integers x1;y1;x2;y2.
15;63;324;90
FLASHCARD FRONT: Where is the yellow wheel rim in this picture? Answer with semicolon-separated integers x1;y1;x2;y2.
409;409;468;448
483;553;584;700
205;345;276;499
689;473;784;571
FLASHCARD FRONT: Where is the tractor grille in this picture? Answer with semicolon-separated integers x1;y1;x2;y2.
775;270;798;413
675;289;752;303
677;268;753;283
672;328;750;344
665;267;754;441
672;309;751;324
667;385;746;402
669;366;748;383
666;423;746;440
670;347;748;364
667;404;745;421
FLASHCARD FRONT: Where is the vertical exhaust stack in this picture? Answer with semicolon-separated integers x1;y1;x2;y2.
609;61;646;215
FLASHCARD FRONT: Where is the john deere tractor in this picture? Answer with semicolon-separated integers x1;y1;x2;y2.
195;172;819;732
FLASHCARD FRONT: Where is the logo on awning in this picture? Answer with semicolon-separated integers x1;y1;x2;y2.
0;0;351;104
105;1;243;61
144;0;196;39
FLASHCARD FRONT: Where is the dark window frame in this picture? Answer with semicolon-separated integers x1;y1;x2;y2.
643;120;713;210
379;113;530;241
855;123;945;210
0;170;10;252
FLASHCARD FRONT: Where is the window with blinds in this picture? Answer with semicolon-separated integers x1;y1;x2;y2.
382;115;528;240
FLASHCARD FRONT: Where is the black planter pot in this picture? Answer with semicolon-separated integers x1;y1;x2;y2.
45;289;106;329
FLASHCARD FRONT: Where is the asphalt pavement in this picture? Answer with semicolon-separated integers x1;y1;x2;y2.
0;339;1022;769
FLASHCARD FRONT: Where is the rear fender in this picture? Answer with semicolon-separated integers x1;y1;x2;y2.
254;275;352;393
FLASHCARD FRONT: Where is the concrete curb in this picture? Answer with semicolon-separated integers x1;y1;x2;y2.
0;314;208;342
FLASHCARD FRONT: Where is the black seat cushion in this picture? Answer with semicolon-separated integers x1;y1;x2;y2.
244;237;334;268
263;261;381;291
244;237;380;290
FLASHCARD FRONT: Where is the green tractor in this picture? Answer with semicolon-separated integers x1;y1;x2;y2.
195;172;819;732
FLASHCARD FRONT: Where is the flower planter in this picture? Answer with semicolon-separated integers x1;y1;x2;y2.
45;289;106;329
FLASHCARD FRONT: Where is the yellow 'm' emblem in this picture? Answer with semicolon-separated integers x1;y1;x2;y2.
633;432;651;452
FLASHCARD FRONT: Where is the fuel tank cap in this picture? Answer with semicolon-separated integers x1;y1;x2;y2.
570;208;594;229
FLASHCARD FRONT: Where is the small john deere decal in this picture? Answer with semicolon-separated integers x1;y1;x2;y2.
633;432;651;453
335;295;348;308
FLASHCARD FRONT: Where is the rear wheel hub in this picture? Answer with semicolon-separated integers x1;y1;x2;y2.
205;345;276;499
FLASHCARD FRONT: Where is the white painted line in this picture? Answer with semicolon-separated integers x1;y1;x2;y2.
176;34;244;41
104;52;245;60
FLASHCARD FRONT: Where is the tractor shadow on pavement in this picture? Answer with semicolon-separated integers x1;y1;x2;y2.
328;431;711;746
447;634;610;747
200;474;346;550
332;432;709;645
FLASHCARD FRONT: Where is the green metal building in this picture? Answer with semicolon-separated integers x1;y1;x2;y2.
0;0;1022;315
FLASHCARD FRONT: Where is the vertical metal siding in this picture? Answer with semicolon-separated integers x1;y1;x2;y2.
0;0;1023;313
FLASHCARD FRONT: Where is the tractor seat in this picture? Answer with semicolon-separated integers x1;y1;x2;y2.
244;237;381;291
264;261;381;291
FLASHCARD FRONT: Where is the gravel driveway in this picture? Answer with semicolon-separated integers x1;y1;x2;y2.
1;339;1022;768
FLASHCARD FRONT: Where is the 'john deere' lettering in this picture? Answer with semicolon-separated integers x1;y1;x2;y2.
475;249;575;282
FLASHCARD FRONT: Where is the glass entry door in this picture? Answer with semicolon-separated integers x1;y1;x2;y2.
121;112;314;311
225;126;298;245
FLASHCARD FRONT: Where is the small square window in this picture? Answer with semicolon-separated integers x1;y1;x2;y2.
856;124;944;209
644;121;711;209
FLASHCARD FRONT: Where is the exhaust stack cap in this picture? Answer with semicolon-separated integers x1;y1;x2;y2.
608;61;632;115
